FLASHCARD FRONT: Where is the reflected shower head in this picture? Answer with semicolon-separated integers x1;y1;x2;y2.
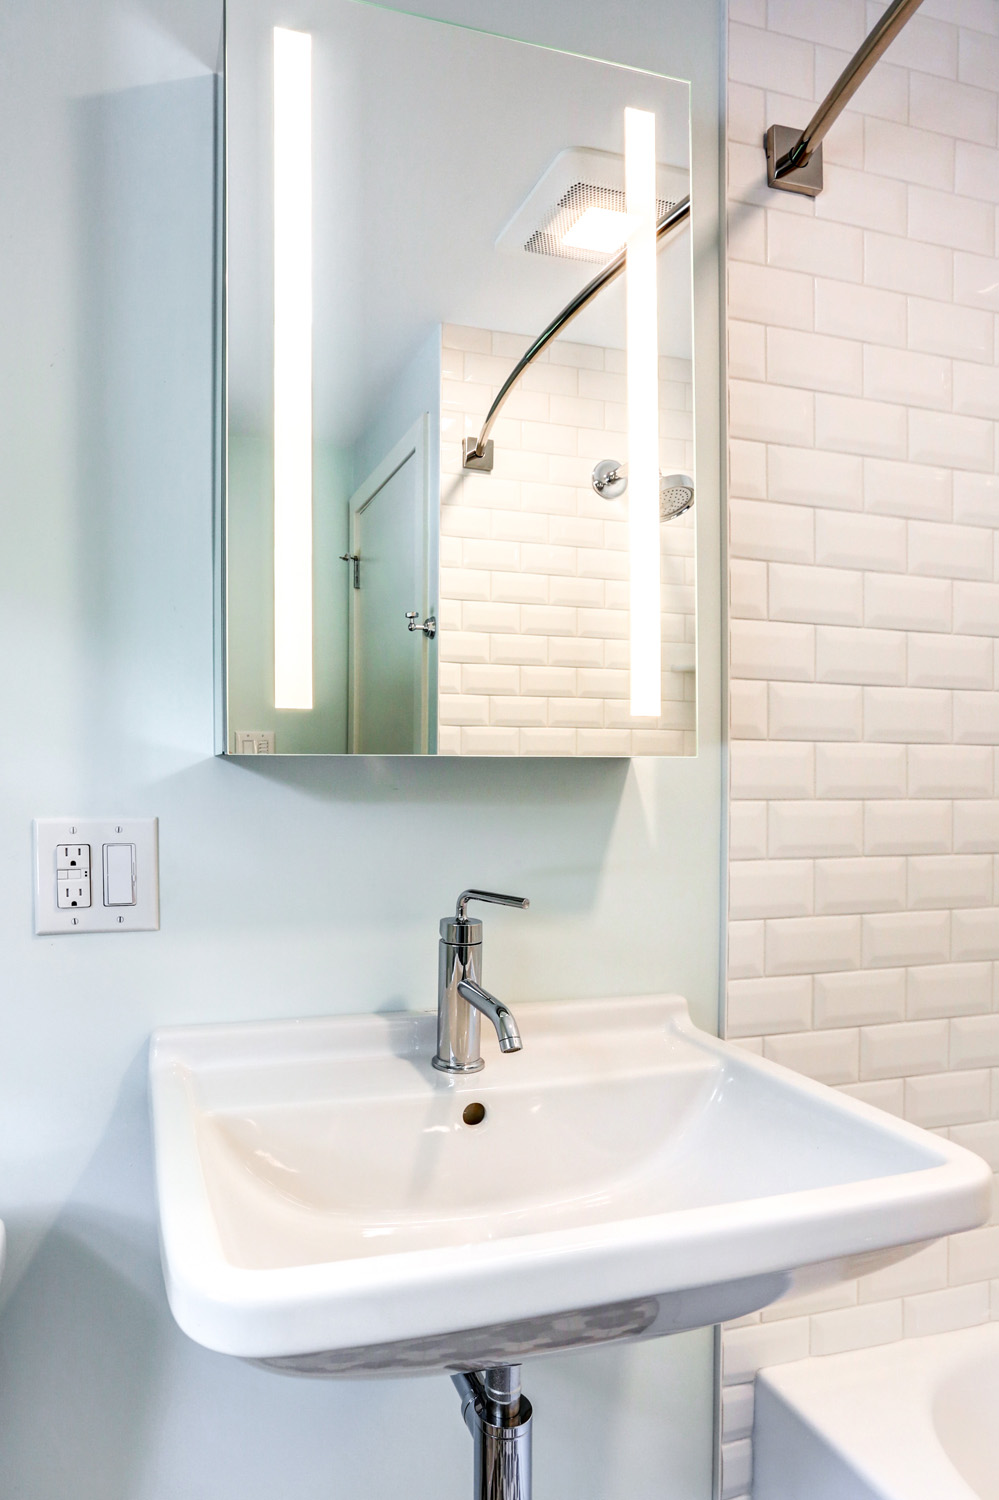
659;473;694;520
591;460;695;521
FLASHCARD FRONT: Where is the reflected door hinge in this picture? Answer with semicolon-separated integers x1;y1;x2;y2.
340;552;360;588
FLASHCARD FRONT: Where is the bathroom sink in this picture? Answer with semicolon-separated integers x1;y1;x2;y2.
149;995;990;1376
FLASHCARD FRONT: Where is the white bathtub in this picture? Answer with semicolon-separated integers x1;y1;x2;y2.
753;1323;999;1500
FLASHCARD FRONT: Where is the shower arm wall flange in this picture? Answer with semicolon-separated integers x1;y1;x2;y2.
765;0;925;195
462;195;691;473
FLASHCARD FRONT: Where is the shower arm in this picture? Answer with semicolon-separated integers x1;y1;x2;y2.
462;194;691;470
766;0;925;194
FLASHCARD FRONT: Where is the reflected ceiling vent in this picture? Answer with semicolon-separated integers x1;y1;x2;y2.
497;147;689;265
525;182;676;264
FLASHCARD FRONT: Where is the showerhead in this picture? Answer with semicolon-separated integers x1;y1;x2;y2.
591;460;695;521
659;473;695;520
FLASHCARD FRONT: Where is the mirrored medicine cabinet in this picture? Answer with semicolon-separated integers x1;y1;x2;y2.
220;0;698;757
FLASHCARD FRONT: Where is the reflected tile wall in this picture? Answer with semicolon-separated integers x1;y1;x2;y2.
437;324;696;755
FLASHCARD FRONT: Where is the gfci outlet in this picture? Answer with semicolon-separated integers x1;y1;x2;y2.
34;818;159;935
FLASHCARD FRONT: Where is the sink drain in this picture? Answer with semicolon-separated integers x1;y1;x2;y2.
462;1102;486;1126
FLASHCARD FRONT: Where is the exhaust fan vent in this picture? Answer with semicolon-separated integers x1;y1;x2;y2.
525;181;678;263
496;148;689;266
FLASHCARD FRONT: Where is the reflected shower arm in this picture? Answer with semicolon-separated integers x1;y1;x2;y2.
765;0;925;195
462;195;691;472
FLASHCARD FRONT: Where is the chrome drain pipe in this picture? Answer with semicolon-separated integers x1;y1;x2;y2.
452;1366;533;1500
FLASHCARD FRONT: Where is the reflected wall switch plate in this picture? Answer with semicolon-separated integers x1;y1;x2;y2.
34;818;159;935
233;731;275;754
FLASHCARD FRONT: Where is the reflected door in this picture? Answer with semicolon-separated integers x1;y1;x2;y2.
348;441;428;754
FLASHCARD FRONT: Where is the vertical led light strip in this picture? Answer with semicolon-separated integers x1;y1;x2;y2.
624;106;662;718
273;27;314;710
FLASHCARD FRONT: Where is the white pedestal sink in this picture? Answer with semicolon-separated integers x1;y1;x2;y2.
149;995;990;1377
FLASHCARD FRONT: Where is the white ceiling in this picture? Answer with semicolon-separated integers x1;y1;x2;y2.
227;0;692;446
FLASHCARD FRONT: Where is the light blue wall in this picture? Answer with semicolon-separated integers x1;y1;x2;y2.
0;0;724;1495
226;430;352;751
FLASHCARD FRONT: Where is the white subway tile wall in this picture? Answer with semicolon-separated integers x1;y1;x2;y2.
438;326;696;754
724;4;999;1496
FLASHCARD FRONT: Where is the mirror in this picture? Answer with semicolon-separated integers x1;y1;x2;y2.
222;0;696;756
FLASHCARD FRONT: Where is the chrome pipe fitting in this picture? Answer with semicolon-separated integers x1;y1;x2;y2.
452;1366;533;1500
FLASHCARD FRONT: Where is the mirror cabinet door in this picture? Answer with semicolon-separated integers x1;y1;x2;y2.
223;0;695;756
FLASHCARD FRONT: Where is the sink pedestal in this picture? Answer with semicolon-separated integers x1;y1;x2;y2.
453;1366;533;1500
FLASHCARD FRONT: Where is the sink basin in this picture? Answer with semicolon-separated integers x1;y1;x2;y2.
149;995;990;1376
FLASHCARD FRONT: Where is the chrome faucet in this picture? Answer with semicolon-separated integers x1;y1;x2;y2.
433;889;529;1074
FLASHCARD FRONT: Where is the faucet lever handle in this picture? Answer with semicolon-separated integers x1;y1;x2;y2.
455;889;530;919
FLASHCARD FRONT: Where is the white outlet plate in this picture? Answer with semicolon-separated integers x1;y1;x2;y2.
34;818;159;935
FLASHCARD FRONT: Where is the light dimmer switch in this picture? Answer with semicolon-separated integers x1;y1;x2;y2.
34;819;158;934
103;843;136;906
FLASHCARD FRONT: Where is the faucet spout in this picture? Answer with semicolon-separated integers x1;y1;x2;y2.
456;979;523;1054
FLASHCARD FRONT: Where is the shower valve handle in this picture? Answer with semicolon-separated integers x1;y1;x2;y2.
406;610;437;639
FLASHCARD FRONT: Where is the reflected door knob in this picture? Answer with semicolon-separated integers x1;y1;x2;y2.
406;610;437;639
